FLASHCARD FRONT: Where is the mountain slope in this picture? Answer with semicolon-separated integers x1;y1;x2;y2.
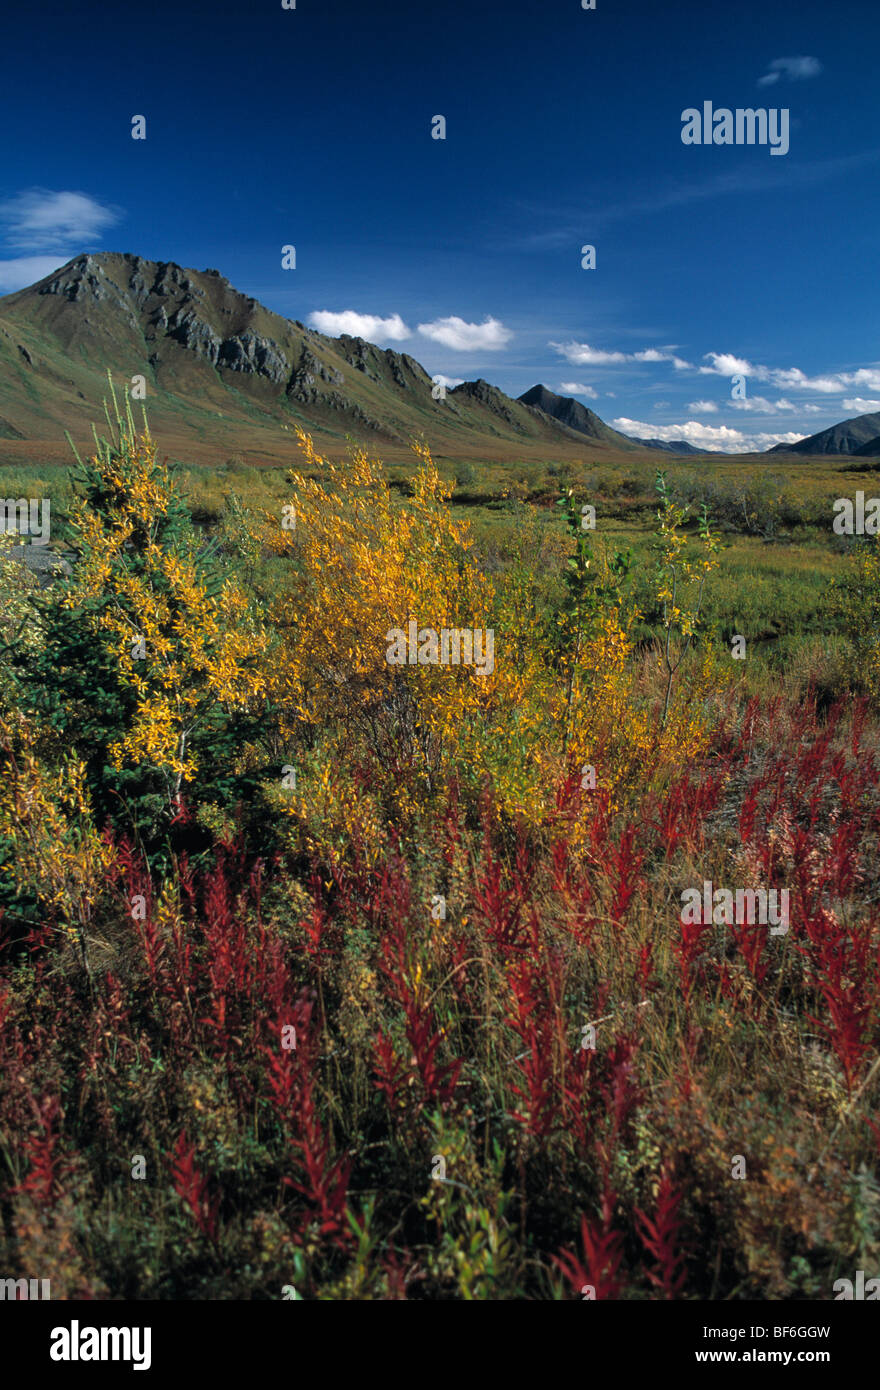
853;434;880;457
0;254;634;466
517;384;638;450
768;411;880;456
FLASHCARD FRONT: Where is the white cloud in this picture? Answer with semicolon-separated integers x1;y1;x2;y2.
549;342;880;429
432;373;465;389
0;255;69;293
552;341;627;365
418;315;512;350
633;348;692;368
560;381;598;398
551;340;691;368
0;188;122;292
0;189;122;253
699;352;880;396
745;431;806;450
728;396;797;413
308;309;411;341
840;370;880;393
613;416;804;454
699;352;755;378
769;368;855;393
758;56;822;86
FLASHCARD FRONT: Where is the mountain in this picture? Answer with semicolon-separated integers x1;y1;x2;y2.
627;437;712;456
853;435;880;457
516;385;721;456
0;253;639;467
768;411;880;456
516;384;638;450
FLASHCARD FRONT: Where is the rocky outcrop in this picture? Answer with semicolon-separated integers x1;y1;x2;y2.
333;337;433;395
39;255;110;303
218;330;289;383
336;336;383;381
287;346;347;401
151;262;199;299
162;308;289;385
452;378;523;428
167;309;222;364
127;264;150;305
38;256;141;333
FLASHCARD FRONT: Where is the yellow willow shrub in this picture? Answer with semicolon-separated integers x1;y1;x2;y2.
597;648;733;824
0;710;113;946
831;537;880;700
63;430;270;797
653;473;722;725
271;739;392;870
451;549;638;835
10;1194;105;1300
460;532;633;838
577;645;722;794
477;630;722;847
263;431;497;799
0;532;42;647
0;534;44;705
445;549;561;814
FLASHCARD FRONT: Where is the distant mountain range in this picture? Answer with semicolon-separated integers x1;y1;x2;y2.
517;385;716;454
631;436;710;456
524;381;880;459
0;253;876;467
769;411;880;456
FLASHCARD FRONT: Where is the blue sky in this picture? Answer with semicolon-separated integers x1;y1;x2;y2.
1;0;878;452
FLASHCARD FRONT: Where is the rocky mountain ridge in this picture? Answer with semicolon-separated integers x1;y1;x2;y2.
0;254;609;461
